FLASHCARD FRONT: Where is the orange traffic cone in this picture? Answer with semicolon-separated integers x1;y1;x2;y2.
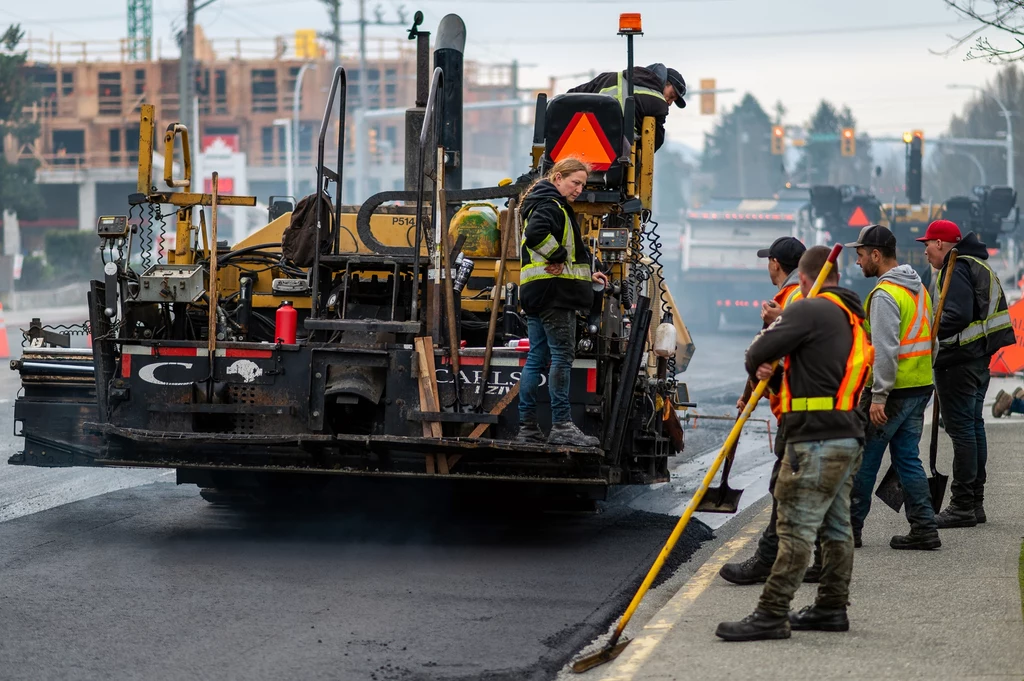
0;302;9;359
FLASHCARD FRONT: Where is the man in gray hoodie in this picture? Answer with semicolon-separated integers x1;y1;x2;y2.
846;225;940;550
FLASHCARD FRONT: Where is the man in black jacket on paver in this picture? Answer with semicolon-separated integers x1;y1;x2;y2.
567;64;685;152
716;246;870;641
919;220;1015;528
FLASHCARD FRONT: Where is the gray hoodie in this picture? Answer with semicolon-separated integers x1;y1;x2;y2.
866;264;933;404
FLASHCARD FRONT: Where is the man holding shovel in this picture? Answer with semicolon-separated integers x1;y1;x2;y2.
846;225;940;550
717;246;871;641
921;220;1015;528
720;236;826;586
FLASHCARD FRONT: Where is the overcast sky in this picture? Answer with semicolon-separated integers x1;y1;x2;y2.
2;0;1015;153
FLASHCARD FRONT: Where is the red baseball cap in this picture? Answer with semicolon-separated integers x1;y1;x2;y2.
916;219;962;243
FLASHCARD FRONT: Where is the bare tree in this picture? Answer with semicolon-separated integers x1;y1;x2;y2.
943;0;1024;61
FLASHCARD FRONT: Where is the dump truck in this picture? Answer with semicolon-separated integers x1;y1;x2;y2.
10;12;695;504
678;188;814;331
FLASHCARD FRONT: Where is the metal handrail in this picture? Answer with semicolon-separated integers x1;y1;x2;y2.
312;65;347;318
411;66;444;324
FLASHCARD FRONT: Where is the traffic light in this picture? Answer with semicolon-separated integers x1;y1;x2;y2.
840;127;856;157
771;125;785;155
700;78;716;115
294;29;318;59
913;129;924;156
906;135;923;205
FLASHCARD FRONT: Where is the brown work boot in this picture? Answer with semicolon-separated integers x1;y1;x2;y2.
992;390;1012;418
1013;387;1024;401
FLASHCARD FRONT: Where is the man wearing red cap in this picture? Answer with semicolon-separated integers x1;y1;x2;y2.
919;220;1015;528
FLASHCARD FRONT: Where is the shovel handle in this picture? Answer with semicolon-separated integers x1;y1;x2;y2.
601;245;842;649
928;249;958;474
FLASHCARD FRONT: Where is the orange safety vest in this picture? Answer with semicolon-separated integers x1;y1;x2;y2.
768;283;805;421
778;292;874;414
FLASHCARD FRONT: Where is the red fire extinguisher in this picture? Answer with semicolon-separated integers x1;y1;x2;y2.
275;300;297;344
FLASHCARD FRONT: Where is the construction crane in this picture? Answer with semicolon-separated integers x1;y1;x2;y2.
127;0;153;61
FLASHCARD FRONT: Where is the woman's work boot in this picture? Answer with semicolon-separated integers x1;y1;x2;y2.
548;422;600;448
514;422;546;444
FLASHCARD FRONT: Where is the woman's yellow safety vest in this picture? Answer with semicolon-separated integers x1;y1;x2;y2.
520;200;592;286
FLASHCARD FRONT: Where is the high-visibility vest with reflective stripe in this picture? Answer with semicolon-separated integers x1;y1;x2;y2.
598;71;666;110
775;283;803;308
937;255;1013;349
779;292;874;414
520;200;593;286
865;281;934;390
768;282;805;421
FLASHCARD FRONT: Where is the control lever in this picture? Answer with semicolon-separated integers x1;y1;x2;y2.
102;262;119;318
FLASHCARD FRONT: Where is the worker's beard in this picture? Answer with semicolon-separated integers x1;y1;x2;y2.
862;261;880;278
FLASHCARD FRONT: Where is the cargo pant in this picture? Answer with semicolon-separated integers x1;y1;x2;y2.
757;438;862;617
755;426;823;569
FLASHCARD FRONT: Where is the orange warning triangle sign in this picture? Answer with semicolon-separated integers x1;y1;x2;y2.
551;112;616;170
847;206;871;228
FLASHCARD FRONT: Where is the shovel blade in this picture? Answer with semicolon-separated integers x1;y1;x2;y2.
928;473;949;514
874;465;904;513
571;638;631;673
695;486;743;514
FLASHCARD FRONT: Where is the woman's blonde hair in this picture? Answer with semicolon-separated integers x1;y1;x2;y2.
517;157;592;218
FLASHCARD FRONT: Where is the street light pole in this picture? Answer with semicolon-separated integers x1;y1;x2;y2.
292;62;317;196
948;83;1014;189
273;119;295;199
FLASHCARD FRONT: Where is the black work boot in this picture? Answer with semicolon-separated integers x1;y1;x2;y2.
514;422;546;444
715;610;791;641
974;501;987;524
935;504;978;529
890;531;941;550
788;604;850;632
548;421;600;448
719;555;772;585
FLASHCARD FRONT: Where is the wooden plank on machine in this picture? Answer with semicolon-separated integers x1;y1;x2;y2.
414;337;442;473
468;382;520;439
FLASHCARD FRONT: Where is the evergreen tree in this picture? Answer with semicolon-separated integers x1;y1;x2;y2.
0;24;43;250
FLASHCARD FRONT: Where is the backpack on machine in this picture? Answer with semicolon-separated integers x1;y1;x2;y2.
281;192;336;267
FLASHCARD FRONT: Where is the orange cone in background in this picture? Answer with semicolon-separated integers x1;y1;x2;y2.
0;302;9;359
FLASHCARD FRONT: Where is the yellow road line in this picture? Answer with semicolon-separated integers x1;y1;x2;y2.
596;506;771;681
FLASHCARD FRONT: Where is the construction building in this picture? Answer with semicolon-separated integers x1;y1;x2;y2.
12;29;537;249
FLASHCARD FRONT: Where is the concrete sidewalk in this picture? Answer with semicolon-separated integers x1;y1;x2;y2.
589;383;1024;681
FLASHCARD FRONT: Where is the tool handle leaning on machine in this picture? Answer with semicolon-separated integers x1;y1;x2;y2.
572;244;844;674
928;248;958;476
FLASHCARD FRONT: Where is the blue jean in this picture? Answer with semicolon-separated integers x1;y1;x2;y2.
758;438;862;616
934;356;990;509
1012;398;1024;414
850;391;937;535
518;308;576;425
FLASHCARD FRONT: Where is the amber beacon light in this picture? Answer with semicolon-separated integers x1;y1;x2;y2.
618;13;643;34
